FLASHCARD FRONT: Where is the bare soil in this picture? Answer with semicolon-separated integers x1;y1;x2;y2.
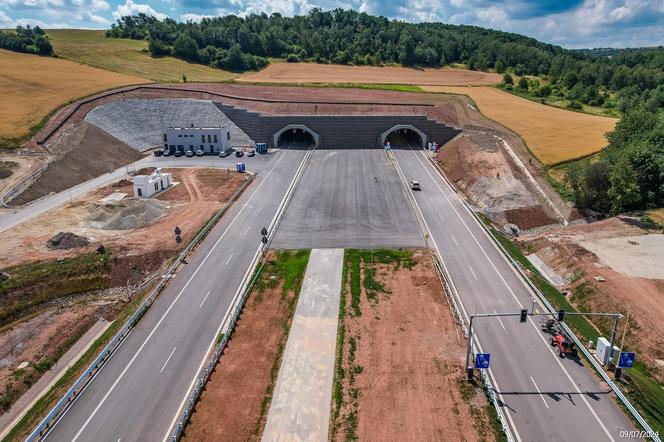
520;217;664;382
333;250;495;441
182;259;296;441
438;132;557;229
1;168;247;268
10;122;143;206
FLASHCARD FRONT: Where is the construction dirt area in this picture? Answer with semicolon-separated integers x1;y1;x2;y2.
331;249;498;441
0;167;248;413
519;217;664;382
182;250;309;442
238;63;502;86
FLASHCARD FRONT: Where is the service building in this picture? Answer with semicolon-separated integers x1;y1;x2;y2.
133;169;172;198
163;125;231;155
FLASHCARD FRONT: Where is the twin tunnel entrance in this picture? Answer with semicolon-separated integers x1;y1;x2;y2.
273;124;426;149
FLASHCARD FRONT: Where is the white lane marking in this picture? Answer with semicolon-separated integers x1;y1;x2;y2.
160;347;177;374
70;150;289;441
225;253;234;266
405;150;615;442
530;376;550;409
199;291;211;309
163;147;314;442
451;235;459;246
494;310;506;330
438;212;445;223
243;225;250;236
468;265;478;280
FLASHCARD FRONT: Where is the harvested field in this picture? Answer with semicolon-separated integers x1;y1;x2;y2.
10;122;144;206
520;217;664;383
0;49;143;144
183;250;310;441
47;30;236;83
239;63;502;86
332;249;497;441
424;86;618;165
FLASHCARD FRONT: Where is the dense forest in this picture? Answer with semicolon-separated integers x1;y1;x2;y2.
107;9;664;112
0;25;52;55
565;109;664;213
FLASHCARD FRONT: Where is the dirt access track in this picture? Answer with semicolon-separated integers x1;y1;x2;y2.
238;63;502;86
332;249;498;441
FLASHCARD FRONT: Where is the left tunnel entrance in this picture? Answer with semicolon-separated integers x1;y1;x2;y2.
274;125;319;148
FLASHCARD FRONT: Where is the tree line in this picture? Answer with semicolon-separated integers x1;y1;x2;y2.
107;9;664;112
0;25;53;55
565;109;664;214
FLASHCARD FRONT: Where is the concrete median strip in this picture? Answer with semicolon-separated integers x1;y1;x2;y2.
262;248;344;442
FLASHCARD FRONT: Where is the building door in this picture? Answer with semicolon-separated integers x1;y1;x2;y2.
137;188;142;197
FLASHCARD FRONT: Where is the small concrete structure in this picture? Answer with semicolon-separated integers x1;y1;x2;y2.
133;168;172;198
162;125;231;155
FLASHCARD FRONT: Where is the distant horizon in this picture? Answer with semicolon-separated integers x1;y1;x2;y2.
2;1;663;49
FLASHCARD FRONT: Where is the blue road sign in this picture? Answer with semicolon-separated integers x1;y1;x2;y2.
475;353;490;369
618;352;635;368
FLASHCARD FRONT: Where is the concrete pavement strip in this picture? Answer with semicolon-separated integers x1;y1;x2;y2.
262;248;344;442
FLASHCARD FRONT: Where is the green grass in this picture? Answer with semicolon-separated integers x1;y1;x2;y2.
238;79;424;93
46;29;236;83
481;218;664;435
0;251;111;327
500;85;620;118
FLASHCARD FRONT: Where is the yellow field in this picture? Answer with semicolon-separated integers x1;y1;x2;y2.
239;62;502;86
47;29;237;83
424;86;618;165
0;48;144;143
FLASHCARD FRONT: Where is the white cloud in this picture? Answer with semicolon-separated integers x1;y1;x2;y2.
0;10;15;27
112;0;167;20
180;12;214;22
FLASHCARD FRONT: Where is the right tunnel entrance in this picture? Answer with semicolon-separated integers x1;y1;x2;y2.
382;125;426;149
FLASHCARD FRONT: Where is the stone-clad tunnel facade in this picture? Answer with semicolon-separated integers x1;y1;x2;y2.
215;103;461;149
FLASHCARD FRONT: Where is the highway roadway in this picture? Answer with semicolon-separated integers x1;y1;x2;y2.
392;147;636;441
41;148;308;442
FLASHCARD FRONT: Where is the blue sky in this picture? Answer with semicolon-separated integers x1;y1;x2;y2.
1;0;663;48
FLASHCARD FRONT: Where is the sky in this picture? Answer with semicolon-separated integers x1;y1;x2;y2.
1;0;663;48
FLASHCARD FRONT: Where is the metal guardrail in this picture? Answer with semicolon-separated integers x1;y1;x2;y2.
25;176;253;441
461;199;661;442
169;145;315;441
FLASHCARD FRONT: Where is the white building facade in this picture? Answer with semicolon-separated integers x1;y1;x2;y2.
133;169;172;198
163;126;231;154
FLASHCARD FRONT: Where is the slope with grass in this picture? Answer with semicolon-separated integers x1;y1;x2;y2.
46;29;237;83
0;48;143;146
424;85;618;165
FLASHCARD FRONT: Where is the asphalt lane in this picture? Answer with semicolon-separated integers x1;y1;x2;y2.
272;149;424;249
393;149;635;442
43;148;307;442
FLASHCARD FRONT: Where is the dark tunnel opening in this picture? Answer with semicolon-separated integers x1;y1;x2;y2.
276;128;316;148
385;128;425;149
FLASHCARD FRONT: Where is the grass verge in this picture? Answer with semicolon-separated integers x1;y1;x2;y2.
478;215;664;435
234;80;424;93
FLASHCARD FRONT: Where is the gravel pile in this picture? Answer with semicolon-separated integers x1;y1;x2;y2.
86;198;168;230
47;232;90;250
85;98;253;151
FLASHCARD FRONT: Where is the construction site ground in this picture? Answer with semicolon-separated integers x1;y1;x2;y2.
519;217;664;383
332;249;497;441
0;168;248;415
182;250;310;442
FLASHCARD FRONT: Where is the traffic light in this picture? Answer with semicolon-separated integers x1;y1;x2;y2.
520;309;528;323
558;309;565;322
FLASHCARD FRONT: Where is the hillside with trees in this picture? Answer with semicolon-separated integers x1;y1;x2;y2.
0;25;53;55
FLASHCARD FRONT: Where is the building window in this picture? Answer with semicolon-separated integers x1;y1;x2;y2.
190;145;193;150
154;183;158;191
164;143;168;149
178;134;182;138
201;134;205;142
163;134;167;142
200;145;204;149
214;134;218;143
227;132;230;140
207;134;211;143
